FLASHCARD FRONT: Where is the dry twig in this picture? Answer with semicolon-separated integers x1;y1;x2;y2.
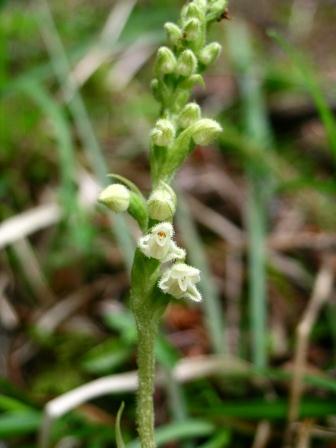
70;0;137;88
286;258;335;446
252;420;271;448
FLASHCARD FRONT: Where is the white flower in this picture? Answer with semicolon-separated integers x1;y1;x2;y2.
138;222;185;263
159;263;202;302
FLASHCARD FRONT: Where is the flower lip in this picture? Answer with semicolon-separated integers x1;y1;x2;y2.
152;222;174;238
170;263;200;278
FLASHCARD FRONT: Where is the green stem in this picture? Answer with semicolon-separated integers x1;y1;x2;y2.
135;314;159;448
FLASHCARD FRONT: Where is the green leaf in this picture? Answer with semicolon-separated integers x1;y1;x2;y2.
201;398;336;420
0;395;33;413
116;402;126;448
81;340;133;374
176;194;226;355
128;420;215;448
104;310;137;344
269;30;336;160
155;334;180;369
0;412;41;438
198;430;231;448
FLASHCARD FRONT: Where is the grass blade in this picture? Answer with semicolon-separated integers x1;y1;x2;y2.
269;30;336;159
176;194;226;354
35;0;135;270
226;21;273;369
128;420;215;448
115;402;126;448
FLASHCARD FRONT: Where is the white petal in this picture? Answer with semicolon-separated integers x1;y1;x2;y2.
162;242;186;263
186;284;202;302
138;235;151;257
158;273;169;291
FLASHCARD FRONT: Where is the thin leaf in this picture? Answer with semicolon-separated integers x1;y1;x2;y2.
0;395;33;413
226;21;272;369
116;402;126;448
198;430;231;448
128;420;215;448
201;398;336;420
176;194;226;354
35;0;135;271
0;412;41;438
269;30;336;159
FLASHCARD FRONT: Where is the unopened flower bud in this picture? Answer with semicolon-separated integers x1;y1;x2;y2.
181;74;205;90
147;182;176;221
194;0;207;10
184;18;202;42
176;49;198;77
164;22;182;46
178;103;201;129
151;119;175;147
182;2;205;21
199;42;222;66
155;46;177;76
98;184;130;212
191;118;223;145
208;0;229;20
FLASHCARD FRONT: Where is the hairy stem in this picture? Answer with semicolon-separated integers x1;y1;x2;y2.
135;314;159;448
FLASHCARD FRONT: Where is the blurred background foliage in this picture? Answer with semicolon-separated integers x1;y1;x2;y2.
1;0;336;447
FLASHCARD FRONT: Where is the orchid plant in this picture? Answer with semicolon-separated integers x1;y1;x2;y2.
99;0;228;446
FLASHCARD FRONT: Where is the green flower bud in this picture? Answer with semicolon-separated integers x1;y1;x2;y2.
207;0;228;20
199;42;222;66
98;184;130;212
194;0;207;11
176;49;198;77
182;2;205;21
155;46;177;76
164;22;182;46
181;74;205;90
151;119;176;147
147;182;176;221
191;118;223;145
178;103;201;129
184;18;202;42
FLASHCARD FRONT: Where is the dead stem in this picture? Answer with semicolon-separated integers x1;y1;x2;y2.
285;257;335;447
296;420;314;448
252;420;271;448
